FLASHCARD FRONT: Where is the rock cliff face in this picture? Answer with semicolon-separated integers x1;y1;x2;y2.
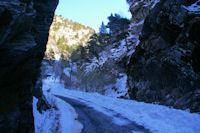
127;0;200;112
0;0;58;132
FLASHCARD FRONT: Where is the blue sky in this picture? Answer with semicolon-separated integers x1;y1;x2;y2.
55;0;131;31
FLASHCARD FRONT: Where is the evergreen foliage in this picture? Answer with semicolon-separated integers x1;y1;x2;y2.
107;13;130;35
47;14;130;61
46;15;95;60
99;22;107;34
70;13;130;62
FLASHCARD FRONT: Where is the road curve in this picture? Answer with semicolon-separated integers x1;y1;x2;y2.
55;95;150;133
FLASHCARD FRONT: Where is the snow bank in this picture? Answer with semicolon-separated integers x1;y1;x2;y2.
33;76;83;133
53;95;83;133
33;97;60;133
42;77;83;133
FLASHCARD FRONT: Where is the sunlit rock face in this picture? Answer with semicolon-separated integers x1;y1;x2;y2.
127;0;160;22
127;0;200;112
45;15;95;60
0;0;58;132
125;0;160;63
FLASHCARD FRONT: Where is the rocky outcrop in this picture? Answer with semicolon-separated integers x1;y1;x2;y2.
125;0;160;64
45;15;95;60
0;0;58;132
127;0;200;112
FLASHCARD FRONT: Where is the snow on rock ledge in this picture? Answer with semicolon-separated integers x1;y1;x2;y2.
182;0;200;14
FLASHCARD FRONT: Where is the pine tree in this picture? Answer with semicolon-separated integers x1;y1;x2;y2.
99;22;107;34
107;13;130;35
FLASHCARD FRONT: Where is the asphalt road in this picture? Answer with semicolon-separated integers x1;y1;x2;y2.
55;95;150;133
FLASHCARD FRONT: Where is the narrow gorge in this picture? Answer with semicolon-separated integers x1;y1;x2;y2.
0;0;199;132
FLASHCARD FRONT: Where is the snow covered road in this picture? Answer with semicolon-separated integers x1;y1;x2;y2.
55;95;149;133
33;77;200;133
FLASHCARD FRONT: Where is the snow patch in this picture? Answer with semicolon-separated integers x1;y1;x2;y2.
131;20;144;27
85;39;128;73
183;0;200;14
64;67;71;77
151;0;160;8
33;97;60;133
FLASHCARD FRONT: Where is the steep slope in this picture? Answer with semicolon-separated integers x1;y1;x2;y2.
127;0;200;112
45;15;95;60
63;0;161;97
41;14;130;97
0;0;58;132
